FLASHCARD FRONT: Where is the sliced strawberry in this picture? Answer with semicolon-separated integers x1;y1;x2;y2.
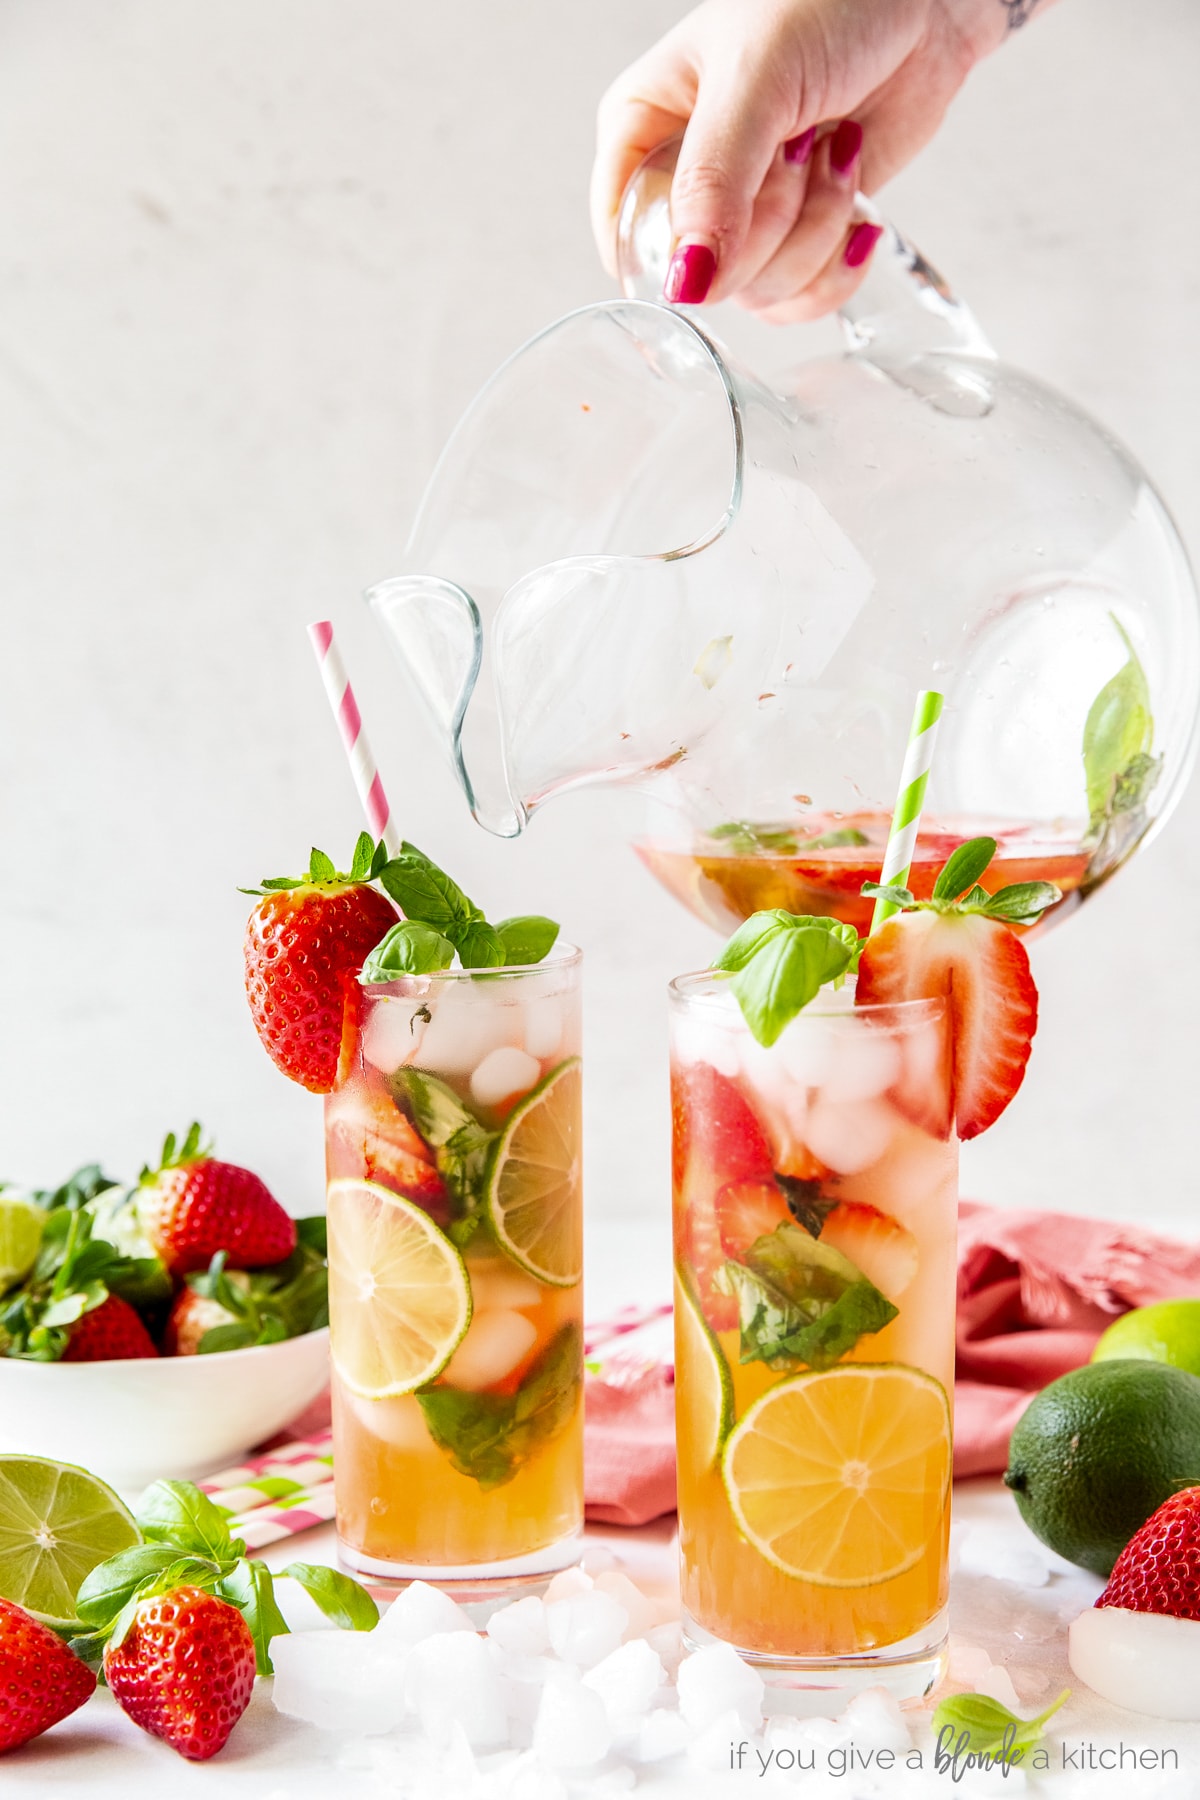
819;1201;918;1302
671;1062;776;1330
324;1085;446;1209
855;909;1038;1139
715;1178;791;1260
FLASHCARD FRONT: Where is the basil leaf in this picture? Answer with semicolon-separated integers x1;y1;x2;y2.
720;917;858;1047
719;1223;897;1370
391;1069;477;1149
76;1546;181;1630
495;916;560;966
218;1558;289;1676
457;920;506;970
137;1479;235;1561
976;881;1062;924
295;1215;328;1256
933;1688;1069;1757
799;827;869;850
1084;620;1154;823
711;910;795;975
308;848;336;884
775;1174;837;1238
708;821;799;855
932;837;996;902
418;1323;582;1490
282;1562;379;1633
859;881;915;908
349;831;376;882
376;842;474;936
361;921;456;982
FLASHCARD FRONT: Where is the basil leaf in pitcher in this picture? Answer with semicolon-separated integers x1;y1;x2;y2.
716;1223;897;1371
1083;616;1163;880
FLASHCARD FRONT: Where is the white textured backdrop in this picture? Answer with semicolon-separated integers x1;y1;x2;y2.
0;0;1197;1228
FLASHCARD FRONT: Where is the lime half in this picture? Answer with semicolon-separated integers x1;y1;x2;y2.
674;1268;733;1471
0;1195;45;1290
327;1177;472;1399
486;1058;582;1288
0;1455;139;1626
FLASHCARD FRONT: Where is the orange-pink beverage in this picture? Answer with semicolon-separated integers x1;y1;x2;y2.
639;813;1089;937
325;947;583;1594
669;974;957;1700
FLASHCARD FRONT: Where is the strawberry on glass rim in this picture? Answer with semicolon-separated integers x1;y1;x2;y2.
242;838;399;1094
856;836;1060;1139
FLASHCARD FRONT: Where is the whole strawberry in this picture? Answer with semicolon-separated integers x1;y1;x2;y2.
136;1125;296;1276
0;1597;96;1753
104;1586;256;1761
243;844;398;1093
62;1293;158;1362
1098;1487;1200;1621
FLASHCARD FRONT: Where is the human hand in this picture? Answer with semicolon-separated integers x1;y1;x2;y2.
590;0;1027;322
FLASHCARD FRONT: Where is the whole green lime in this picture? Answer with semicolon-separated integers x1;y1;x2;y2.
1092;1299;1200;1375
1004;1359;1200;1576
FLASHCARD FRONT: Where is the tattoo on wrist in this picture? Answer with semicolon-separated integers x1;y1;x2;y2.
999;0;1041;28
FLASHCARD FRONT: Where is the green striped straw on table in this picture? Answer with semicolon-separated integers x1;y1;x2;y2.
870;689;945;934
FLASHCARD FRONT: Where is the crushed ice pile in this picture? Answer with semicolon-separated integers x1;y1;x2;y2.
271;1560;946;1798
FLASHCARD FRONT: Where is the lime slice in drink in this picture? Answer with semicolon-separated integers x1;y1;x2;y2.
722;1364;951;1587
485;1058;582;1289
674;1268;733;1470
326;1177;472;1399
0;1195;45;1289
0;1455;140;1627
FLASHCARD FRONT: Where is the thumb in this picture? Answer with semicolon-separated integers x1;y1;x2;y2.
665;70;798;303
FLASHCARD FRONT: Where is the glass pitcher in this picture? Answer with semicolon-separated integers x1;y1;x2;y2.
367;139;1200;935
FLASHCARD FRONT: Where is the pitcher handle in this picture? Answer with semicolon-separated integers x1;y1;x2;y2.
616;135;996;367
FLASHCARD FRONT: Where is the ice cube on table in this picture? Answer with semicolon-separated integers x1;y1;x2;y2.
841;1686;911;1752
532;1671;614;1768
471;1045;542;1109
415;981;523;1079
363;994;431;1072
406;1629;508;1747
545;1591;629;1667
803;1095;897;1174
632;1707;692;1764
644;1620;685;1678
441;1307;538;1391
376;1578;474;1647
821;1027;902;1103
489;1597;552;1658
544;1566;593;1603
593;1570;662;1641
271;1629;407;1735
677;1643;764;1732
976;1664;1023;1711
583;1639;667;1734
947;1639;994;1684
1067;1605;1200;1718
687;1705;751;1774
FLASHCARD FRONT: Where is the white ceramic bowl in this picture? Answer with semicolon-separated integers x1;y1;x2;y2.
0;1328;330;1499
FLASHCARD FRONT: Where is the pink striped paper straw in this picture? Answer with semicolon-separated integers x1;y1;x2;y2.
308;620;399;855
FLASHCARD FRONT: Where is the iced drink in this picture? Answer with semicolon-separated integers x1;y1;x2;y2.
669;975;956;1697
325;947;583;1593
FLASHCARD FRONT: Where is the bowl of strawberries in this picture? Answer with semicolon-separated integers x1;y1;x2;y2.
0;1127;330;1494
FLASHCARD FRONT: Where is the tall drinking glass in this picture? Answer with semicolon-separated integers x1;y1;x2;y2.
669;974;957;1701
325;946;583;1600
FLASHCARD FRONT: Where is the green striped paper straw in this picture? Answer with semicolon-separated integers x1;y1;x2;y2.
870;689;945;934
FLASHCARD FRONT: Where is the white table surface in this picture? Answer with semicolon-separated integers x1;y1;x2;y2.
8;1223;1200;1798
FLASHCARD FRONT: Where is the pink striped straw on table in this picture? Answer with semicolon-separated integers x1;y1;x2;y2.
308;619;399;855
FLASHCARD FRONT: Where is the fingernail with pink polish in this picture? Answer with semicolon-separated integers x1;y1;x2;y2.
783;127;816;166
664;241;717;305
830;119;863;177
844;221;883;269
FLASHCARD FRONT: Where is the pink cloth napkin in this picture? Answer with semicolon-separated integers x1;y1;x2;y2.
954;1200;1200;1477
